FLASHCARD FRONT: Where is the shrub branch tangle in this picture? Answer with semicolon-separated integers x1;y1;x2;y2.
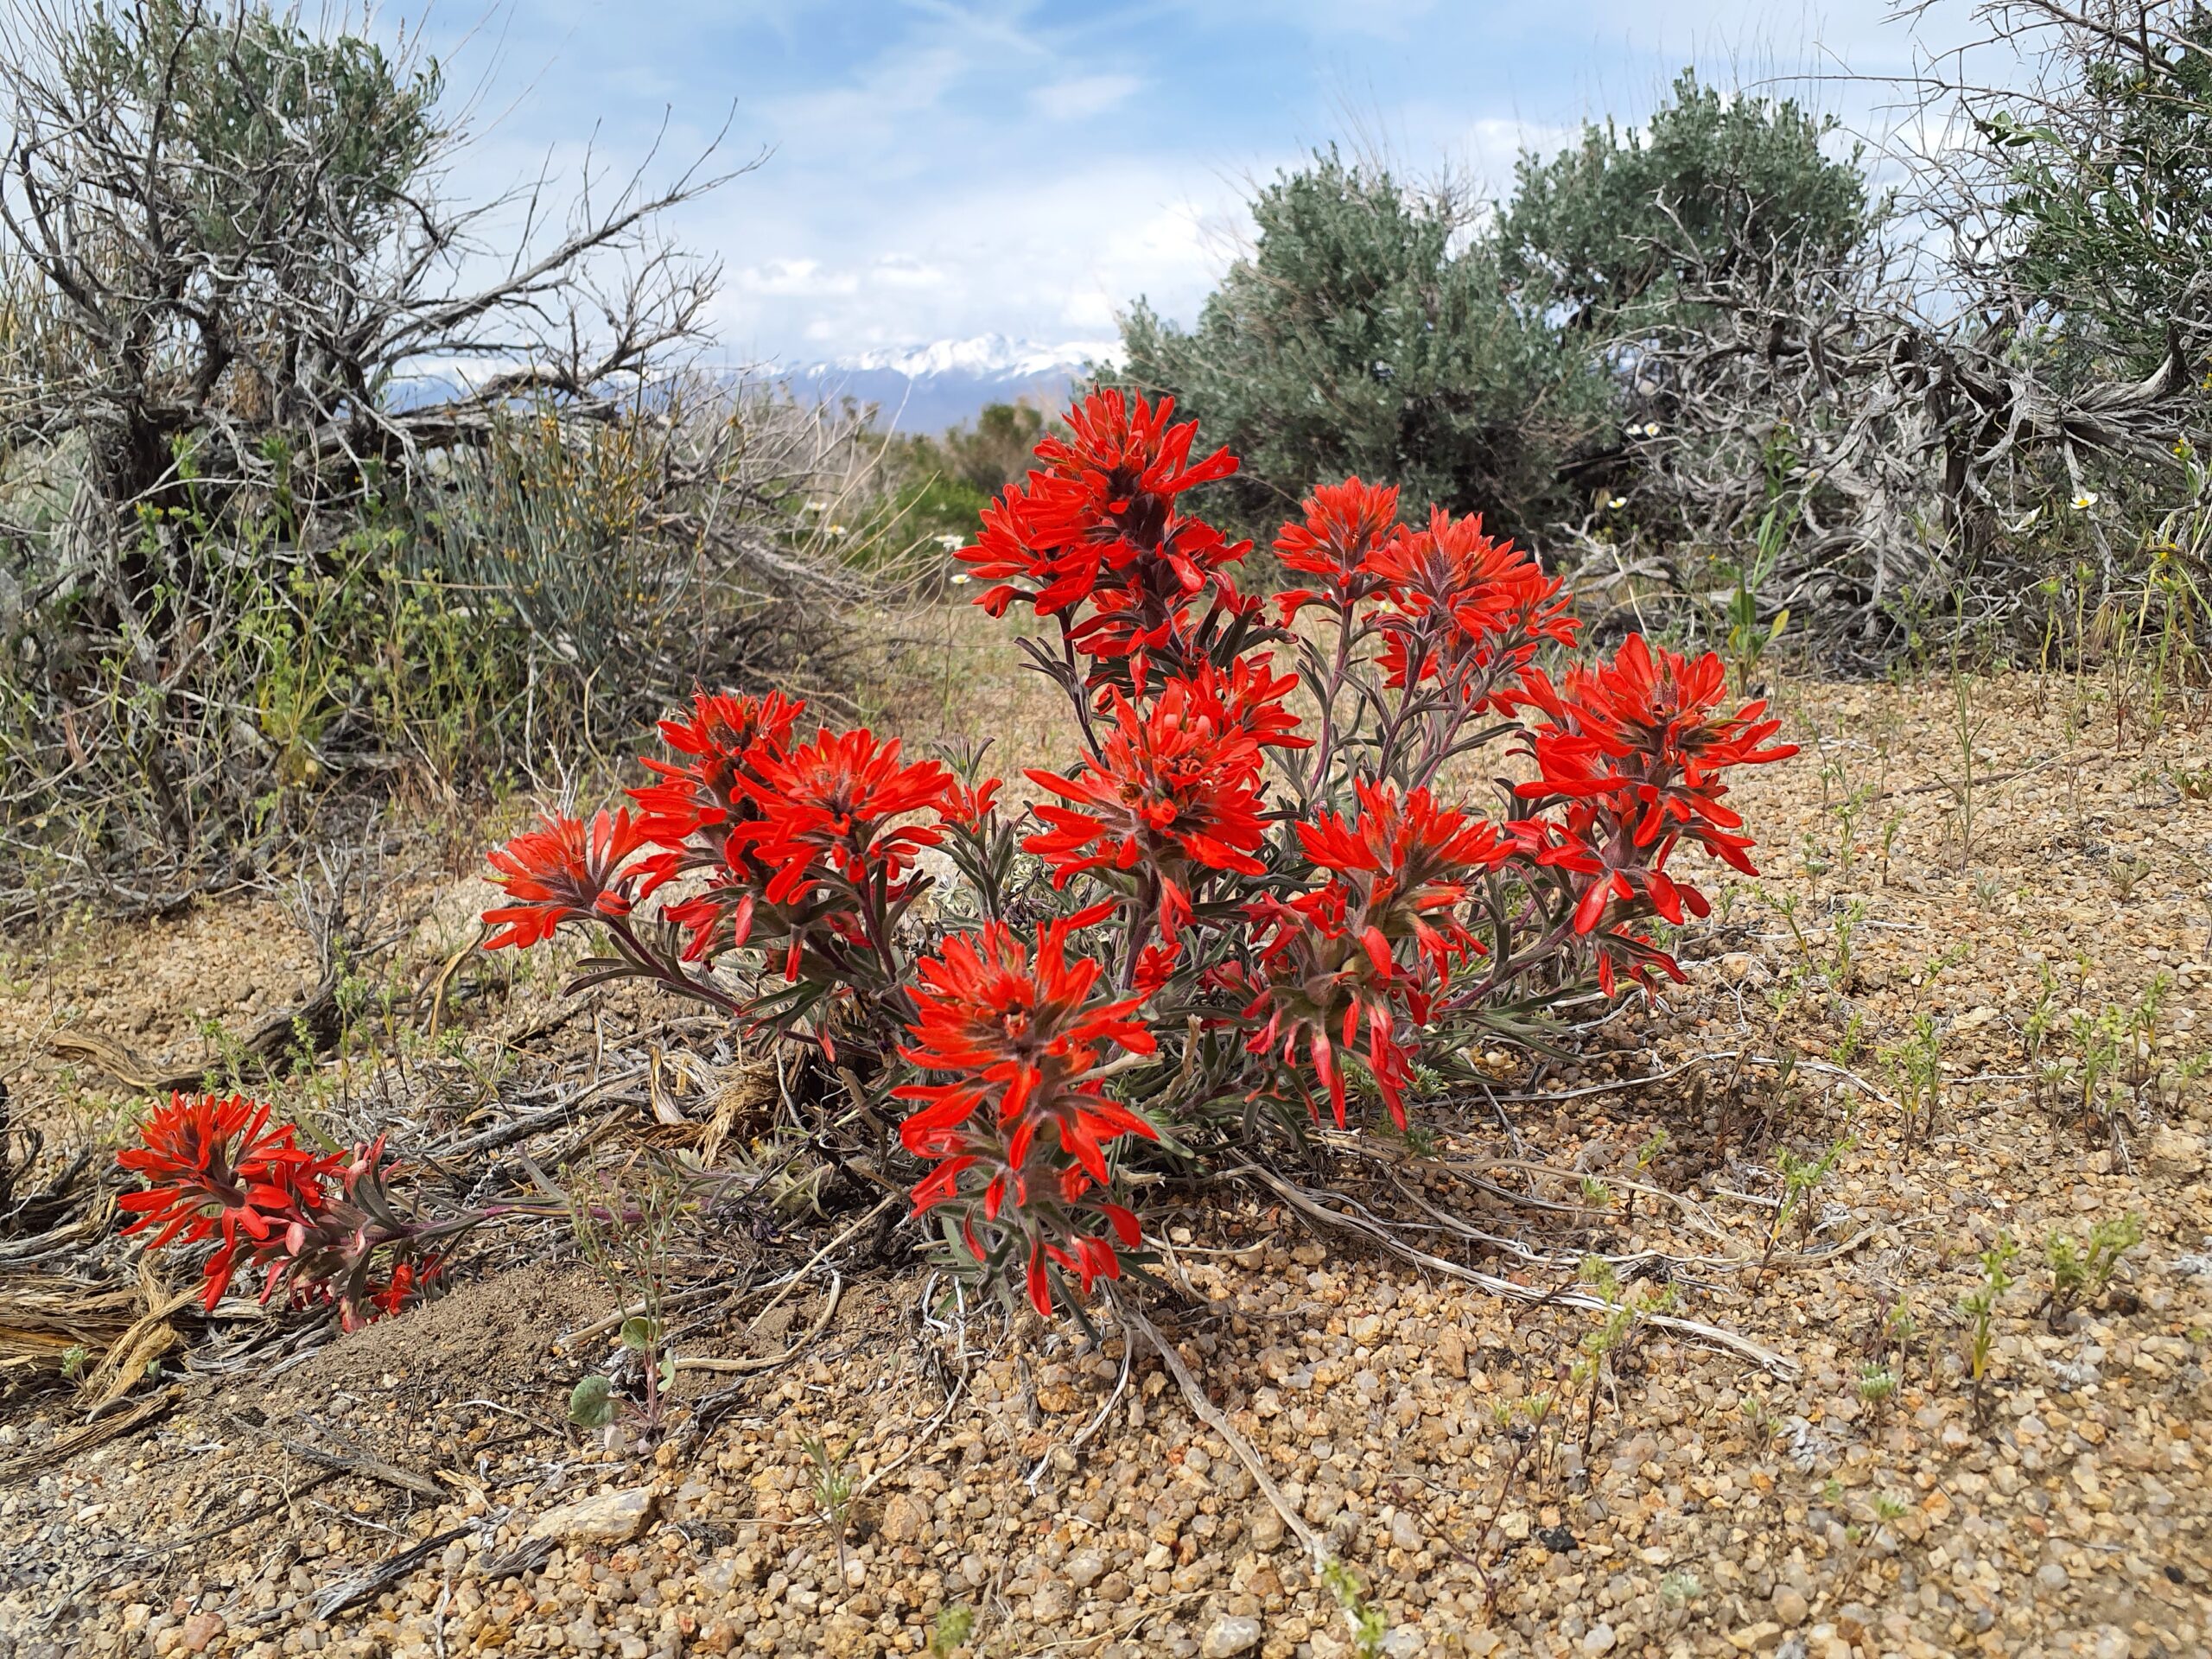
0;1;867;915
481;392;1796;1320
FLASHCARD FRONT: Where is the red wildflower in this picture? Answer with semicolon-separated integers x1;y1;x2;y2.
895;912;1155;1168
1176;652;1313;757
1369;508;1578;695
958;391;1248;662
628;689;804;842
1272;477;1401;618
365;1255;443;1320
117;1093;338;1309
746;728;952;905
939;777;1002;832
1509;635;1797;942
482;809;654;950
895;914;1160;1319
1298;780;1513;974
1025;678;1270;938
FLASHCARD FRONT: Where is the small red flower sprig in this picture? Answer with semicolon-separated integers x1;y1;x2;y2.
477;390;1798;1320
118;1093;461;1329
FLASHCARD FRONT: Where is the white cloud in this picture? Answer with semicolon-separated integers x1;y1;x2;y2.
1027;73;1142;121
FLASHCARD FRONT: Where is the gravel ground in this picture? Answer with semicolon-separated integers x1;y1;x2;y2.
3;671;2209;1659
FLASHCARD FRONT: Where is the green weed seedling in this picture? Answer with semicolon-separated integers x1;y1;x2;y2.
1882;1014;1943;1149
1758;1135;1852;1287
1321;1558;1390;1659
2043;1214;2144;1329
1960;1233;2017;1424
930;1604;976;1657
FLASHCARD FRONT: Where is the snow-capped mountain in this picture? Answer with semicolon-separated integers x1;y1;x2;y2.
779;334;1121;433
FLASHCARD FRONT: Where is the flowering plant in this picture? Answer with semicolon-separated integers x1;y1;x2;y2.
480;393;1795;1320
117;1092;462;1330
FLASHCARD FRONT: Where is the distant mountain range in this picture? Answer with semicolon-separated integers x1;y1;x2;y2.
776;334;1120;434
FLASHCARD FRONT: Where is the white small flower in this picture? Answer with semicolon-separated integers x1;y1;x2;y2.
1643;421;1662;437
803;499;827;513
1607;496;1627;510
937;532;965;552
825;523;848;537
2069;491;2099;511
950;572;971;585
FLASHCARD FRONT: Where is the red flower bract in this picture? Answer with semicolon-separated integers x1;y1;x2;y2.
482;809;653;950
1273;476;1401;617
745;727;952;904
1369;507;1578;695
896;915;1160;1317
1025;677;1270;938
957;390;1249;664
628;689;804;842
117;1092;338;1310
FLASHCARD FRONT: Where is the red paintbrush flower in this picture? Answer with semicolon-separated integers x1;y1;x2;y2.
1176;652;1313;756
628;689;804;842
1298;780;1513;975
481;809;654;950
896;914;1159;1318
116;1092;340;1310
1025;678;1270;938
1369;507;1578;695
1272;477;1401;618
745;727;952;904
1507;635;1796;944
957;391;1248;663
895;912;1154;1157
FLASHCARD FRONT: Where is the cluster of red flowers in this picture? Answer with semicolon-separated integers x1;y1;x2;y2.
118;1093;443;1329
445;389;1799;1326
485;690;963;992
1224;783;1516;1129
896;912;1156;1318
959;390;1254;665
1504;635;1796;992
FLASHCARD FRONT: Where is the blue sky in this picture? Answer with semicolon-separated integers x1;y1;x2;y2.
403;0;1961;368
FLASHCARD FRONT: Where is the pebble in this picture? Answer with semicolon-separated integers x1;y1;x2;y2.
1200;1614;1262;1657
528;1485;657;1545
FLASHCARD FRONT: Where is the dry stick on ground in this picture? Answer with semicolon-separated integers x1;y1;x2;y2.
1230;1165;1798;1376
1115;1294;1368;1644
675;1273;845;1376
742;1196;896;1335
278;1439;444;1501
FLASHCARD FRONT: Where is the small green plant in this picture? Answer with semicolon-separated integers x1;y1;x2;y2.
1758;1135;1852;1287
2042;1214;2144;1329
1659;1570;1703;1607
804;1433;855;1577
1959;1233;2017;1422
1321;1558;1390;1659
1833;1011;1868;1069
930;1603;976;1657
1940;658;1993;868
1571;1256;1676;1459
1856;1363;1897;1423
2067;1005;2130;1146
566;1160;686;1446
1882;1014;1943;1148
1878;809;1905;885
59;1344;88;1382
1722;500;1794;696
1812;899;1867;991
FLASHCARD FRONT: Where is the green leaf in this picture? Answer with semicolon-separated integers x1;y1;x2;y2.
568;1374;618;1428
619;1315;659;1351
